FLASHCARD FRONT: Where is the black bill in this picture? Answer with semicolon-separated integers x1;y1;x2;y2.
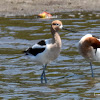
62;27;77;33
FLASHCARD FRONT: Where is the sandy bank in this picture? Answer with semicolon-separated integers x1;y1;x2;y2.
0;0;100;16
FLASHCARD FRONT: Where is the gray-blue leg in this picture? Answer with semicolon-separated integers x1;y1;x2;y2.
41;64;47;83
43;69;47;83
90;62;94;77
41;70;44;83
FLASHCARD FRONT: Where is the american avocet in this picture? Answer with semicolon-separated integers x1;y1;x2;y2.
24;20;73;83
78;34;100;77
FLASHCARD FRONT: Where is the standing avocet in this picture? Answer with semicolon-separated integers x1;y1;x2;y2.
78;34;100;77
24;20;73;83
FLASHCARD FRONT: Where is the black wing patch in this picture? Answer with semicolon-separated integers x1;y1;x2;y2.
37;40;46;46
24;47;45;56
92;35;99;39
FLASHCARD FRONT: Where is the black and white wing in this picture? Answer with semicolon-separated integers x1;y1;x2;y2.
24;40;46;56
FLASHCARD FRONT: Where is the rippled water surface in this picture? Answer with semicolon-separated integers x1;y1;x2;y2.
0;11;100;99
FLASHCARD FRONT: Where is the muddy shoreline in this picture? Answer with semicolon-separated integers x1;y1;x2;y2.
0;0;100;17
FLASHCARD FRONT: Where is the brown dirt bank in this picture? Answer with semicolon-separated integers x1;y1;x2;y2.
0;0;100;17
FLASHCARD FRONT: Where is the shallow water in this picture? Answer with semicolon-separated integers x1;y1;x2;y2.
0;11;100;99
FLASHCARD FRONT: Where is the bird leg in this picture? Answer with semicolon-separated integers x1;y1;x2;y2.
90;62;94;77
41;70;44;83
41;64;47;83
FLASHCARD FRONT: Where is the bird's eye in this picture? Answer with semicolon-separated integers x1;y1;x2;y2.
56;24;59;26
53;23;60;26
